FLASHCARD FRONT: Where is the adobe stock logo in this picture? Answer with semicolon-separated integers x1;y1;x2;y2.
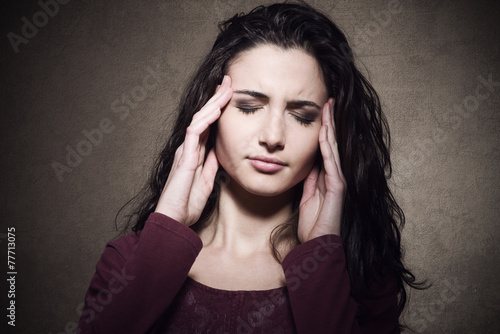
407;277;467;333
51;64;167;183
7;0;71;54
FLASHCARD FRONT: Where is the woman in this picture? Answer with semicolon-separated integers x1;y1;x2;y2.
78;2;422;333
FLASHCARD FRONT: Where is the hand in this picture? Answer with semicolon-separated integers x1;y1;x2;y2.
297;98;346;242
155;76;233;226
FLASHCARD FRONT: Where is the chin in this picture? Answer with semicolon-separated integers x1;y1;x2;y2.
246;187;291;198
234;176;299;198
219;162;308;198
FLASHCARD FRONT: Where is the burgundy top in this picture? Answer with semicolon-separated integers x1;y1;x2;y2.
77;213;399;333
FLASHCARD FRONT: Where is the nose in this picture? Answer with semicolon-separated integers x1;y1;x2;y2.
258;110;285;152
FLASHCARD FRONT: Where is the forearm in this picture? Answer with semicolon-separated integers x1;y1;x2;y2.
77;213;202;334
283;234;399;334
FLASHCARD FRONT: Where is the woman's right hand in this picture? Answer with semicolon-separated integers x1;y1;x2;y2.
155;75;233;226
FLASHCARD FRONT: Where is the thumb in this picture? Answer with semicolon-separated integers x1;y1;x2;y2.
201;149;219;187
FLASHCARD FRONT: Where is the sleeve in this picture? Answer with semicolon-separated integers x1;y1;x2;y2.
77;212;203;334
282;234;399;334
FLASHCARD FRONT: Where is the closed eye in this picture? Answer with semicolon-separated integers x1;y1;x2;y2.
293;114;315;126
239;107;316;126
238;106;261;114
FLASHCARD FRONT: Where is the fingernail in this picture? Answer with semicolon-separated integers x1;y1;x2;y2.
222;75;228;85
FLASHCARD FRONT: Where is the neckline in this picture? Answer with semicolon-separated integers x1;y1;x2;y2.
186;276;288;295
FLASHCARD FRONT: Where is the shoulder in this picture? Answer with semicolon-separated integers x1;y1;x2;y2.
102;213;203;264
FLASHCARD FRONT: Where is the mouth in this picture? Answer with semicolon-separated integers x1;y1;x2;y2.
247;155;287;173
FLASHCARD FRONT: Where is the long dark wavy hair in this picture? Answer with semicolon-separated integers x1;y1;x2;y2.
118;1;425;325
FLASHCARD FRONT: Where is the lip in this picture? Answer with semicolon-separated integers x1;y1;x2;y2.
247;155;287;173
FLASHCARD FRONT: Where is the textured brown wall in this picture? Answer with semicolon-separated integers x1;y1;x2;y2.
1;0;499;333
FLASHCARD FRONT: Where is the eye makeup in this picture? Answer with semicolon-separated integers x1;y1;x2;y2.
233;89;322;126
289;111;317;126
237;105;262;114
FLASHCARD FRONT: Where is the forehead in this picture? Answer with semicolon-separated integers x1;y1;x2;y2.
227;45;328;102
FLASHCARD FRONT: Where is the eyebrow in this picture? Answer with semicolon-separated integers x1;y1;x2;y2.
234;90;268;99
233;89;322;111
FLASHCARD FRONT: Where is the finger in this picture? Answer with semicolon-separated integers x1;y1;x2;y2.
319;124;341;183
191;80;232;126
330;133;346;185
171;142;185;172
190;148;219;206
317;126;328;194
322;99;335;147
201;149;219;189
191;103;222;129
182;105;222;171
206;76;232;109
206;75;231;104
318;162;327;195
183;104;222;168
188;105;221;136
183;121;214;169
186;90;229;150
163;142;194;200
197;128;211;165
321;100;345;184
179;77;231;170
301;165;319;204
191;98;223;125
328;101;346;184
205;77;227;104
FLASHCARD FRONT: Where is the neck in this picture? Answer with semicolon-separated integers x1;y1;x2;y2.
198;178;296;257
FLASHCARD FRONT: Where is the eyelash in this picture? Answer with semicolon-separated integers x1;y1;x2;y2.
238;106;260;114
237;106;314;127
294;116;314;126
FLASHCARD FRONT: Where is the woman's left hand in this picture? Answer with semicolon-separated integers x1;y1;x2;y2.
297;98;347;242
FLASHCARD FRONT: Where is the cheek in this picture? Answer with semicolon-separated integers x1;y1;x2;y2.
215;113;233;146
214;126;230;163
294;133;321;179
215;114;243;167
290;130;320;169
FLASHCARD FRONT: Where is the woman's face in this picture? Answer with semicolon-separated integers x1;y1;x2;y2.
215;44;329;197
